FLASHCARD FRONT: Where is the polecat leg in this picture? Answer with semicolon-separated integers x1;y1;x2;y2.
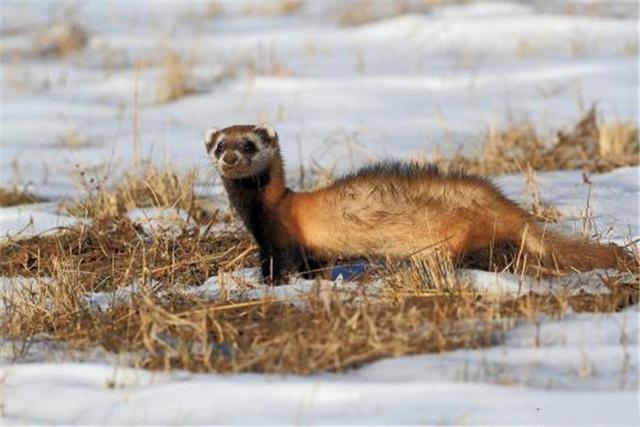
259;243;299;285
297;250;327;279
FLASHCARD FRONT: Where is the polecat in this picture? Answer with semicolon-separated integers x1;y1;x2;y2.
204;124;631;284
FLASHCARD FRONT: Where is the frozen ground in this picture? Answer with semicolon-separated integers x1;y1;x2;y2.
1;0;639;425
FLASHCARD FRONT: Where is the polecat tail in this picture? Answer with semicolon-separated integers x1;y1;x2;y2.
520;224;633;272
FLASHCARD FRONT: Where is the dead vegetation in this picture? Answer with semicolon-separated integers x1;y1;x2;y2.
434;106;639;175
155;51;196;104
2;238;637;374
1;110;638;375
62;166;216;224
54;122;102;149
240;0;302;17
241;43;295;78
0;186;44;207
0;214;253;291
336;0;416;27
336;0;469;26
152;49;235;103
35;22;88;57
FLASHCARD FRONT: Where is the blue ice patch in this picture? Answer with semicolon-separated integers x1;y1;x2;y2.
331;260;369;281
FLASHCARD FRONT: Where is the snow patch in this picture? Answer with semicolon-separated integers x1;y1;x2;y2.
126;207;192;237
0;204;80;241
462;268;623;297
192;268;380;302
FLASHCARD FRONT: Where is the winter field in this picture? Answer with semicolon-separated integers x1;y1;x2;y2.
1;0;639;425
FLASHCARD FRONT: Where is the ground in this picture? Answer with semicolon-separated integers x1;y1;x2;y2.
1;1;639;424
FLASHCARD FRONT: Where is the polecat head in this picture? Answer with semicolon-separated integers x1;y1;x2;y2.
204;124;279;179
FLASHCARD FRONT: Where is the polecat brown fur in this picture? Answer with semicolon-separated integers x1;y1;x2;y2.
204;124;631;284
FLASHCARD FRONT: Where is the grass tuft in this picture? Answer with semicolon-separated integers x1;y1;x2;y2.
156;51;196;104
0;187;44;207
55;122;101;149
62;166;216;224
598;120;639;158
0;218;254;292
336;0;469;26
240;0;302;16
35;22;88;57
435;106;639;175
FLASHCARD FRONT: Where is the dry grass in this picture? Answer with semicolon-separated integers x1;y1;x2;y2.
2;239;637;373
524;166;561;223
598;120;638;158
623;39;638;56
336;0;408;27
336;0;469;26
206;1;223;18
1;110;639;375
0;217;253;292
55;123;101;149
240;0;302;16
0;165;245;292
560;1;634;19
156;51;196;104
0;276;488;373
434;106;639;175
35;22;88;57
62;166;216;224
0;187;44;207
242;43;295;78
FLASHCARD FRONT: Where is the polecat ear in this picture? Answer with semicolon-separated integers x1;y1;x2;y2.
254;123;277;145
204;127;219;153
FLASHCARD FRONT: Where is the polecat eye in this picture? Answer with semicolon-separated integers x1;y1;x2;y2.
242;141;257;154
214;141;224;158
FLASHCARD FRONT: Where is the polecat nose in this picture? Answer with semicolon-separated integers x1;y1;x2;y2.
222;151;238;165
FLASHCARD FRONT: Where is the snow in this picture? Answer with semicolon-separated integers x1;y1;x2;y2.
2;1;638;193
0;276;48;311
3;306;638;425
494;166;640;245
1;0;638;424
0;203;80;240
191;267;624;301
84;279;149;312
126;207;191;236
463;268;621;296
